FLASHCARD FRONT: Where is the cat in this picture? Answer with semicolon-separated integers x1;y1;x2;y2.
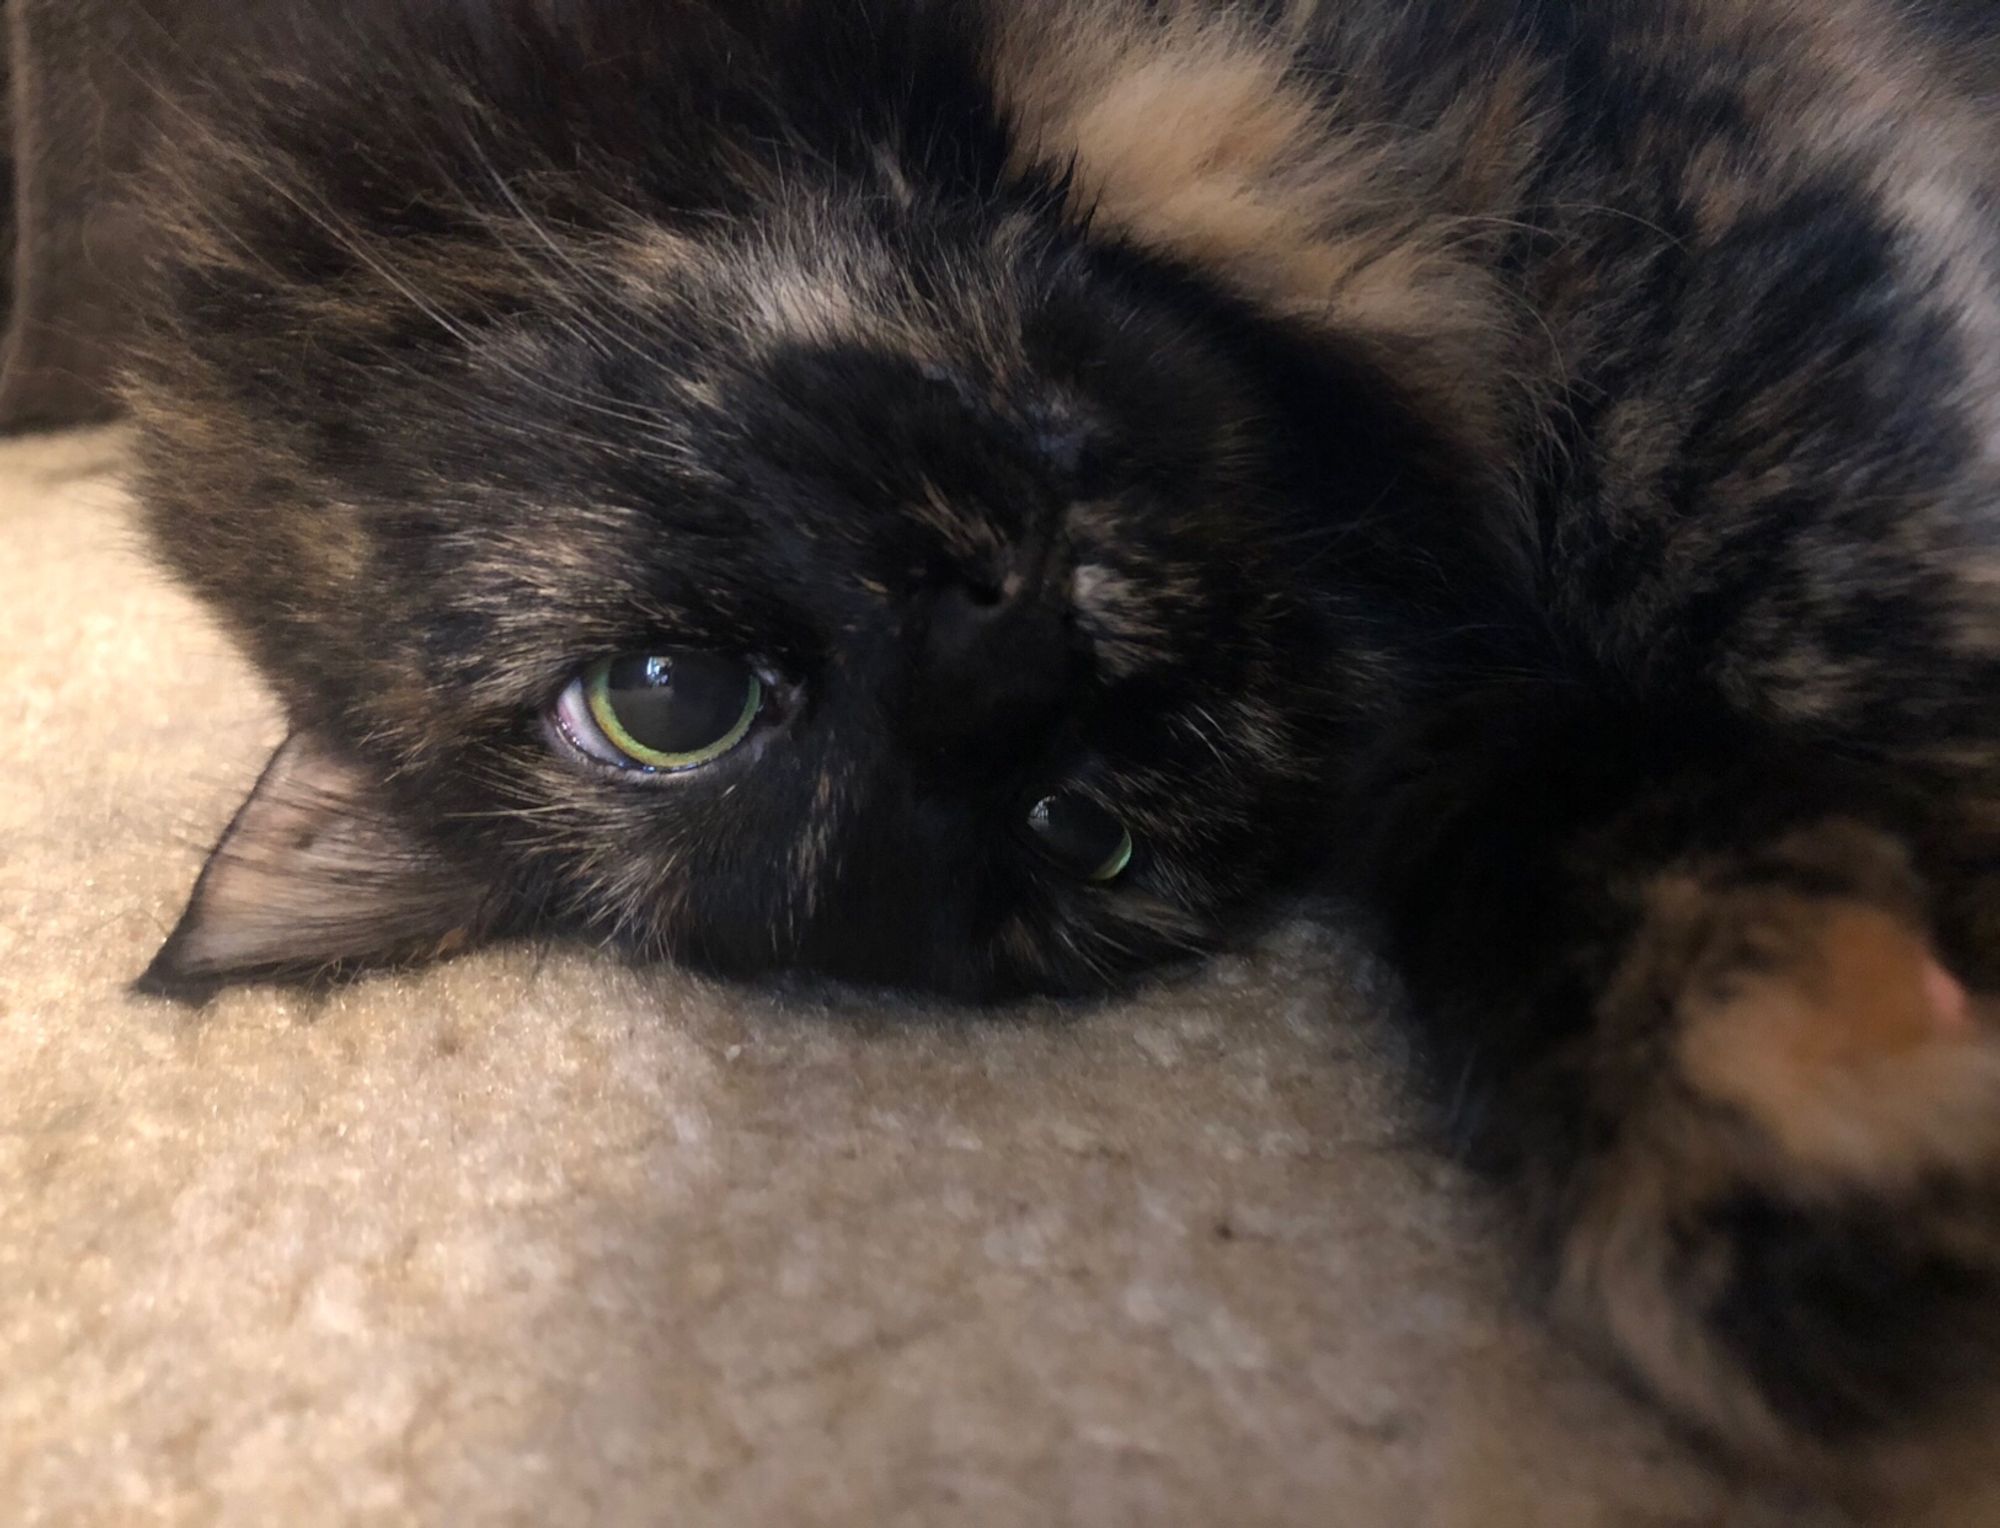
125;0;2000;1480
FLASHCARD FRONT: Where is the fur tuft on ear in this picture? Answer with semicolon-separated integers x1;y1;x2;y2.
137;733;499;999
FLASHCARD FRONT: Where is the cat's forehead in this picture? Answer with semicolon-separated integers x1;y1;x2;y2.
597;204;1043;368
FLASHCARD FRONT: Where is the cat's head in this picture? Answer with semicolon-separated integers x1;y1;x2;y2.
130;0;1481;1000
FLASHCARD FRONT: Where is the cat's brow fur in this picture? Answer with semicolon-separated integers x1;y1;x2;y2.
127;0;2000;1485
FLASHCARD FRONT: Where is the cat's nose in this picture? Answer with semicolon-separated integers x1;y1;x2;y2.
904;574;1074;765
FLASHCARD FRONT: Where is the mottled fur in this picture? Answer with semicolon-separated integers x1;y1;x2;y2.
128;0;2000;1481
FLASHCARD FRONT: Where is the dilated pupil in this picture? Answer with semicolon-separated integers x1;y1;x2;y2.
602;653;750;754
1027;793;1134;883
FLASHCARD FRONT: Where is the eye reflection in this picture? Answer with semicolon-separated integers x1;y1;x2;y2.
1027;793;1134;883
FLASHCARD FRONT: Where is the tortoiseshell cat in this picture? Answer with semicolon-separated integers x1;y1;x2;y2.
128;0;2000;1478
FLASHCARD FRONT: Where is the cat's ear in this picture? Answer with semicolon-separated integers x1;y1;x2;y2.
137;733;498;998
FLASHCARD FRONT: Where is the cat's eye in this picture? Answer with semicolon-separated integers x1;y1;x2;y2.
556;651;763;772
1027;794;1134;883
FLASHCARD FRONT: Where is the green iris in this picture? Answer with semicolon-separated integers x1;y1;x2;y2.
584;652;763;771
1090;828;1136;883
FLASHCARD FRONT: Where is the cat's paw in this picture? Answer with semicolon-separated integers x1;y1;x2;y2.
1677;891;2000;1183
1557;825;2000;1475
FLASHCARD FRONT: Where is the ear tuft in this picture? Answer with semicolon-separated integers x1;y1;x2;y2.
136;733;498;999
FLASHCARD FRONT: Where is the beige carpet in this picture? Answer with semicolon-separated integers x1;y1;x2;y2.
0;428;1964;1525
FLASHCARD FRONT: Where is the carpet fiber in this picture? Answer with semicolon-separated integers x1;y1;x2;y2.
1;429;1958;1524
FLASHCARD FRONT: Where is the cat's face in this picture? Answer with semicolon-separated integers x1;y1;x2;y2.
138;202;1353;999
